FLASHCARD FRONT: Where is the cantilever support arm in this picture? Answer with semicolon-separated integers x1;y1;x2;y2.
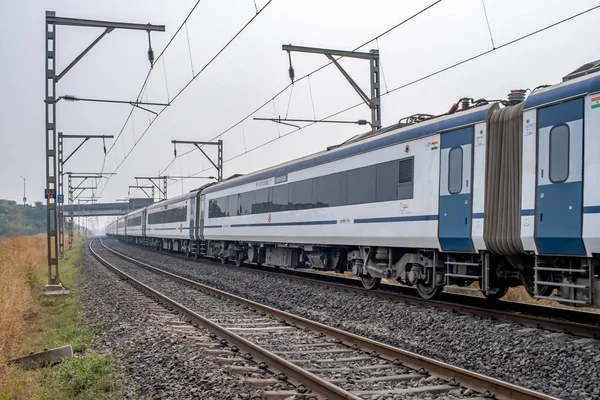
63;138;89;165
193;144;219;171
55;28;114;83
60;134;114;165
171;140;223;182
282;44;381;129
326;55;373;108
73;177;89;191
129;185;153;199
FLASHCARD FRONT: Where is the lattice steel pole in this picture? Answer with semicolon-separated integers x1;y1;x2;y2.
68;174;73;249
43;11;164;292
45;12;60;288
58;133;65;258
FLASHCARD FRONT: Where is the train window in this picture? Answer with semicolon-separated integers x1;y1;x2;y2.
227;195;238;217
217;197;228;217
127;216;142;226
376;160;400;202
208;200;216;218
315;173;346;207
448;147;463;194
176;206;187;222
347;165;376;205
275;174;287;184
271;184;289;212
289;179;314;210
209;198;227;218
398;157;414;200
253;188;270;214
239;191;253;215
549;124;570;183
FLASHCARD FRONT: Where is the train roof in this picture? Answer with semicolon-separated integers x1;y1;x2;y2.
146;191;197;211
524;68;600;109
203;104;492;195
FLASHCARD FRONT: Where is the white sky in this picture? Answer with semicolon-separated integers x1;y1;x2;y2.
1;0;598;217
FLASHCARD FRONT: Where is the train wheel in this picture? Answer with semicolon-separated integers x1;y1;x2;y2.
483;284;509;301
416;281;442;300
521;272;554;297
361;275;381;290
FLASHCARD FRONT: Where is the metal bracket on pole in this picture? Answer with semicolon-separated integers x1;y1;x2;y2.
171;140;223;182
253;117;370;128
58;133;113;256
44;10;164;289
129;185;154;200
55;28;114;83
66;171;115;249
281;44;381;129
134;176;168;200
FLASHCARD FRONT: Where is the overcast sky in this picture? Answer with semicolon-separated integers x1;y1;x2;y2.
1;0;598;216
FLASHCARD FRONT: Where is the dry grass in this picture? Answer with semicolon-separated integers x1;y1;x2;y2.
0;238;122;399
446;283;600;313
0;234;47;365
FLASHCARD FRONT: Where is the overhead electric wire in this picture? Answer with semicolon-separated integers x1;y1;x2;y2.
158;0;445;175
97;0;274;196
169;2;600;189
103;0;204;158
481;0;495;49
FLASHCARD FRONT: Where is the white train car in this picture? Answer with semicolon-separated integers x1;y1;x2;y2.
115;217;126;237
105;220;116;236
198;105;494;295
145;192;197;252
124;208;146;244
106;62;600;307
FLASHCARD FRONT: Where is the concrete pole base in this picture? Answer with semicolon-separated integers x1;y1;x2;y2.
43;283;69;296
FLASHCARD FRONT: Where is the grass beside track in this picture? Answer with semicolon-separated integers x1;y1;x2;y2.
0;236;122;400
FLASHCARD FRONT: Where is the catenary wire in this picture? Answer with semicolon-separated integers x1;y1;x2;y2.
103;0;204;158
158;0;445;173
97;0;274;196
168;3;600;188
481;0;495;49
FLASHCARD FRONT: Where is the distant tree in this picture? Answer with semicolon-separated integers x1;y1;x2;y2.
0;199;46;238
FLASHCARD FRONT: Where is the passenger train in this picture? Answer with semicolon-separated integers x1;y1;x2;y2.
107;61;600;307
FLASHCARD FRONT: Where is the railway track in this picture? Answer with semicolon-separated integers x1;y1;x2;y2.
107;238;600;340
91;237;556;400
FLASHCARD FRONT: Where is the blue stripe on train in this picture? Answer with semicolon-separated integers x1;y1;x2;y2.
354;215;438;224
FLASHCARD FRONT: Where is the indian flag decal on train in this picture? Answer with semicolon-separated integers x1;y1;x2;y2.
592;96;600;109
430;140;438;150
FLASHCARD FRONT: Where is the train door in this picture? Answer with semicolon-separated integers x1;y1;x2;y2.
189;198;195;240
535;98;585;255
438;126;474;252
199;195;205;240
142;210;146;237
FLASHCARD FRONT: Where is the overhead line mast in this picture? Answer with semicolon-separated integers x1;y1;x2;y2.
44;11;165;293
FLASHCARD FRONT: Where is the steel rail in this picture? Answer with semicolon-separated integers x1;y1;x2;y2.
89;239;360;400
246;270;600;339
112;239;600;339
96;238;556;400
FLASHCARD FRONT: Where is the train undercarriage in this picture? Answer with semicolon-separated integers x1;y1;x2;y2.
117;235;600;307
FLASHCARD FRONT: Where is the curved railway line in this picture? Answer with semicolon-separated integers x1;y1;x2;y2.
91;237;556;399
107;238;600;340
